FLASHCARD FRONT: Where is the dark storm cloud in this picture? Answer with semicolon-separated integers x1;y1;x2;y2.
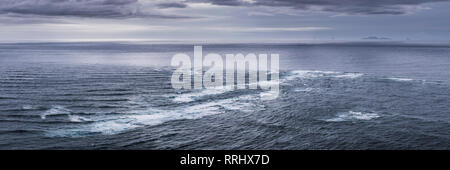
0;0;192;18
156;2;188;9
202;0;245;6
0;0;139;18
188;0;449;15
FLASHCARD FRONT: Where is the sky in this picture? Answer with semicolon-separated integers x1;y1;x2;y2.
1;0;450;42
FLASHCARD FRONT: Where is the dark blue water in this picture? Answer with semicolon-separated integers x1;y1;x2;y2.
0;42;449;149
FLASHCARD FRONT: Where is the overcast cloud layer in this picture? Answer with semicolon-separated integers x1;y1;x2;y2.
0;0;449;42
188;0;449;15
0;0;448;18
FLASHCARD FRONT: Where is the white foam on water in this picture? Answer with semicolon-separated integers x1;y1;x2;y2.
170;74;279;103
253;80;279;87
46;94;262;137
332;73;364;79
284;70;363;81
41;105;71;119
325;111;380;122
387;77;414;82
285;70;336;80
172;94;195;103
89;119;138;135
171;86;235;103
22;105;33;110
217;95;260;112
294;87;316;92
68;115;92;122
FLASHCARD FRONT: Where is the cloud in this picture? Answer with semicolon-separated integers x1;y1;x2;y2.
0;0;139;18
187;0;449;15
206;26;331;32
247;11;275;16
190;0;246;6
0;0;193;18
1;0;446;20
156;2;188;9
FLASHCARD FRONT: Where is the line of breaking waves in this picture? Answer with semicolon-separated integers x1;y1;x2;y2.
42;69;372;137
2;67;418;137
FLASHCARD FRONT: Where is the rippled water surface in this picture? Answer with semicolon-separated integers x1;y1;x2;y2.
0;42;449;149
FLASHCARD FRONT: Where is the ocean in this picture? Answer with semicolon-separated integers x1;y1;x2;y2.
0;42;449;149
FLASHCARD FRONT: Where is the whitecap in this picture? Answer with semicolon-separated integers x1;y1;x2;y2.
89;119;138;135
171;86;234;103
386;77;414;82
214;95;260;112
47;94;262;137
332;73;364;79
325;111;380;122
284;70;363;81
41;105;71;119
68;115;92;122
22;105;33;110
285;70;336;80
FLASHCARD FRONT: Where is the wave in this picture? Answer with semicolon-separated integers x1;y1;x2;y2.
68;115;92;123
285;70;336;80
40;105;71;119
22;105;33;110
46;93;263;137
169;78;281;103
3;114;40;119
171;87;234;103
0;96;18;100
0;105;48;112
294;87;317;92
333;73;364;79
0;129;41;135
324;111;380;122
386;77;414;82
284;70;363;81
40;105;93;123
